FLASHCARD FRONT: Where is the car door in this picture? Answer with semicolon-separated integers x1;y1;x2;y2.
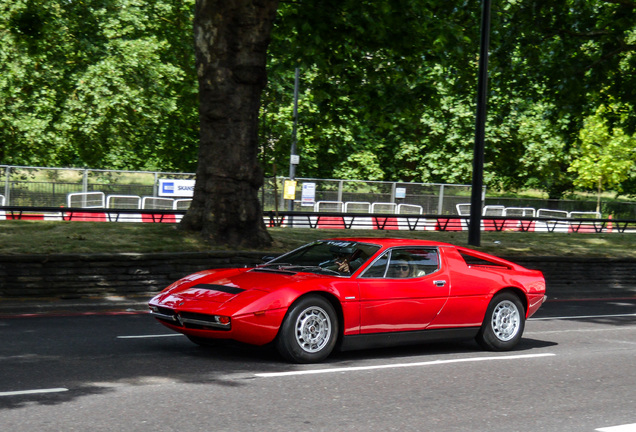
357;247;450;333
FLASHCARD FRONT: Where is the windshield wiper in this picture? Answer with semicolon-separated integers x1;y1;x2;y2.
256;263;343;276
280;265;342;276
259;262;292;268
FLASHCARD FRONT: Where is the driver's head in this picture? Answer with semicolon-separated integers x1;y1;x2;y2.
391;260;410;277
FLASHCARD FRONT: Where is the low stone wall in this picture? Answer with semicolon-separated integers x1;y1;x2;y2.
0;253;634;300
0;252;266;299
512;256;636;299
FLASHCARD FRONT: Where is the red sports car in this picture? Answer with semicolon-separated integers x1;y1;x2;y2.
148;238;546;363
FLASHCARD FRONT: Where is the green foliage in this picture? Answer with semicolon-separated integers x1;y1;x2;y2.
264;0;482;183
569;103;636;192
0;0;198;171
262;0;636;199
2;0;636;200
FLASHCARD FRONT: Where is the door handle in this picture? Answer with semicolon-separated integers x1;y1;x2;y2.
434;280;447;287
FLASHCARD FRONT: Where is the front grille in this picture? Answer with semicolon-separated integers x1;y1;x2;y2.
157;306;176;316
150;307;181;326
156;316;180;326
179;311;231;331
150;307;230;331
179;311;218;322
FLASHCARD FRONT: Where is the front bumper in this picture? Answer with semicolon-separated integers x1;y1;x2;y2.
149;306;231;330
149;304;287;346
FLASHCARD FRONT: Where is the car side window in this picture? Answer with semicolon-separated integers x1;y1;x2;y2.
409;248;440;277
361;248;440;279
360;251;390;278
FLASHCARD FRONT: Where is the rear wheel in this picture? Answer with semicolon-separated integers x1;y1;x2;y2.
276;295;338;363
476;292;525;351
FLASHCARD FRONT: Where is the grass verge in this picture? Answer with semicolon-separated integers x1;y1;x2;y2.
1;220;636;257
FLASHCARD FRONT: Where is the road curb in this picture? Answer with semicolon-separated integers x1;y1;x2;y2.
0;296;149;317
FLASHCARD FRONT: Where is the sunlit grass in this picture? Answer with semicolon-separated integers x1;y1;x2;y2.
1;221;634;257
271;228;636;257
0;221;209;254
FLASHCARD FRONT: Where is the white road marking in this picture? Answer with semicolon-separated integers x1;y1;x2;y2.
530;313;636;321
117;334;184;339
255;353;556;378
0;388;68;397
596;423;636;432
526;326;636;335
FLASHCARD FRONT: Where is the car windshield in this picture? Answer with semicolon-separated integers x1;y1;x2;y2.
260;240;381;276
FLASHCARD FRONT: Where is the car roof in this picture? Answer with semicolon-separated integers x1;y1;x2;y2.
323;238;455;248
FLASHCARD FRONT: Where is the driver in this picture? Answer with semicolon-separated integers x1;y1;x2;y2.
334;253;351;273
388;259;410;278
323;247;365;274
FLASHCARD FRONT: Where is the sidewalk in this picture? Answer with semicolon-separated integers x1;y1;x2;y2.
0;295;151;317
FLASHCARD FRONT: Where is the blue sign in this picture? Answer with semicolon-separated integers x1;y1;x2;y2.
162;182;175;194
158;179;195;197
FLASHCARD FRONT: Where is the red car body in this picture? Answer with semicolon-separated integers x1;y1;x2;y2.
149;238;546;362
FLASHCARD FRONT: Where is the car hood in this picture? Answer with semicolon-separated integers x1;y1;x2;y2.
156;267;332;305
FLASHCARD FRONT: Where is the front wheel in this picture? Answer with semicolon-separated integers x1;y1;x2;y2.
276;295;339;363
476;292;525;351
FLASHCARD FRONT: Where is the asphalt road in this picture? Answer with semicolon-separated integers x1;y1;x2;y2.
1;299;635;432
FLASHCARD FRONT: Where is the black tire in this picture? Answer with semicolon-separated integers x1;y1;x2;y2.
476;292;525;351
276;295;339;363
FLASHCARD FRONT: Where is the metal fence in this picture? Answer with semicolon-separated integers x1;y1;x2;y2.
1;165;478;214
1;165;194;208
3;165;636;218
261;177;477;215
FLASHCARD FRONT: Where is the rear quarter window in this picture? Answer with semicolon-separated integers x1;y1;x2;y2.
458;251;511;270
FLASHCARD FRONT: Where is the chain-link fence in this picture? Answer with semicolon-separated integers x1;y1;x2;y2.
3;165;636;217
2;166;477;214
261;177;476;215
1;166;194;208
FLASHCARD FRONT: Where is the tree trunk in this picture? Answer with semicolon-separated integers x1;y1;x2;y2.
181;0;279;248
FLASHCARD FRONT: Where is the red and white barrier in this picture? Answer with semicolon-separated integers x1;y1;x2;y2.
0;211;182;223
0;208;621;233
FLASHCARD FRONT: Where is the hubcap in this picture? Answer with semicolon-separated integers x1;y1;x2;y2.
491;300;520;341
295;306;332;353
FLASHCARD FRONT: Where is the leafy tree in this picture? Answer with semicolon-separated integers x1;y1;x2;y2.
259;0;636;201
568;103;636;211
494;0;636;116
0;0;199;170
264;0;482;183
265;0;582;195
3;0;636;219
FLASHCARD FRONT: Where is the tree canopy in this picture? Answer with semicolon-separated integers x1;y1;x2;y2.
1;0;636;200
1;0;199;170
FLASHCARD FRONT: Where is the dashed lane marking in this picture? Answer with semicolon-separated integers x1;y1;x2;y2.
117;333;184;339
0;388;69;397
596;423;636;432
